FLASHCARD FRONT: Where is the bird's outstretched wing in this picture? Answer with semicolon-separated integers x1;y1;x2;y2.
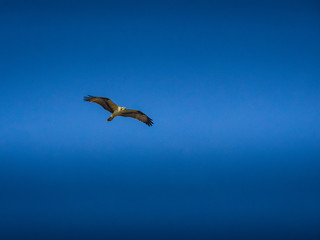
120;109;153;127
83;95;119;113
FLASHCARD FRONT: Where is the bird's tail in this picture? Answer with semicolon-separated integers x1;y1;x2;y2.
107;116;114;121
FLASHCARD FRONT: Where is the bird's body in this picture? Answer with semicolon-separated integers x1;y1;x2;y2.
107;106;126;121
84;95;153;126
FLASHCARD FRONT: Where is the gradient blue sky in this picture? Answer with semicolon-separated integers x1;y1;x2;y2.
1;1;320;239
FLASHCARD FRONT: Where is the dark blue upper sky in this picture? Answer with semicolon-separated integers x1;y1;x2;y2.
1;1;319;239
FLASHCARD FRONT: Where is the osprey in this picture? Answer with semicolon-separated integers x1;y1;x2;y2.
84;95;153;127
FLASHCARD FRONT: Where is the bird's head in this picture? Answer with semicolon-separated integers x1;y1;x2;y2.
121;107;126;110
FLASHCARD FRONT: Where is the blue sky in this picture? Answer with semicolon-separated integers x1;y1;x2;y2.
1;1;320;239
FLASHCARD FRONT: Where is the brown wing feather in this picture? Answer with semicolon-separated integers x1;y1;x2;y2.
83;95;118;113
120;109;153;127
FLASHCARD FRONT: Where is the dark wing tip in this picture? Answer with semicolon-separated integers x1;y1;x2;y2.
84;95;111;101
146;117;154;127
136;111;153;127
83;95;95;101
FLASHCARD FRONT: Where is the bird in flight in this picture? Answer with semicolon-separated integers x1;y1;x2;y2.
84;95;153;127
